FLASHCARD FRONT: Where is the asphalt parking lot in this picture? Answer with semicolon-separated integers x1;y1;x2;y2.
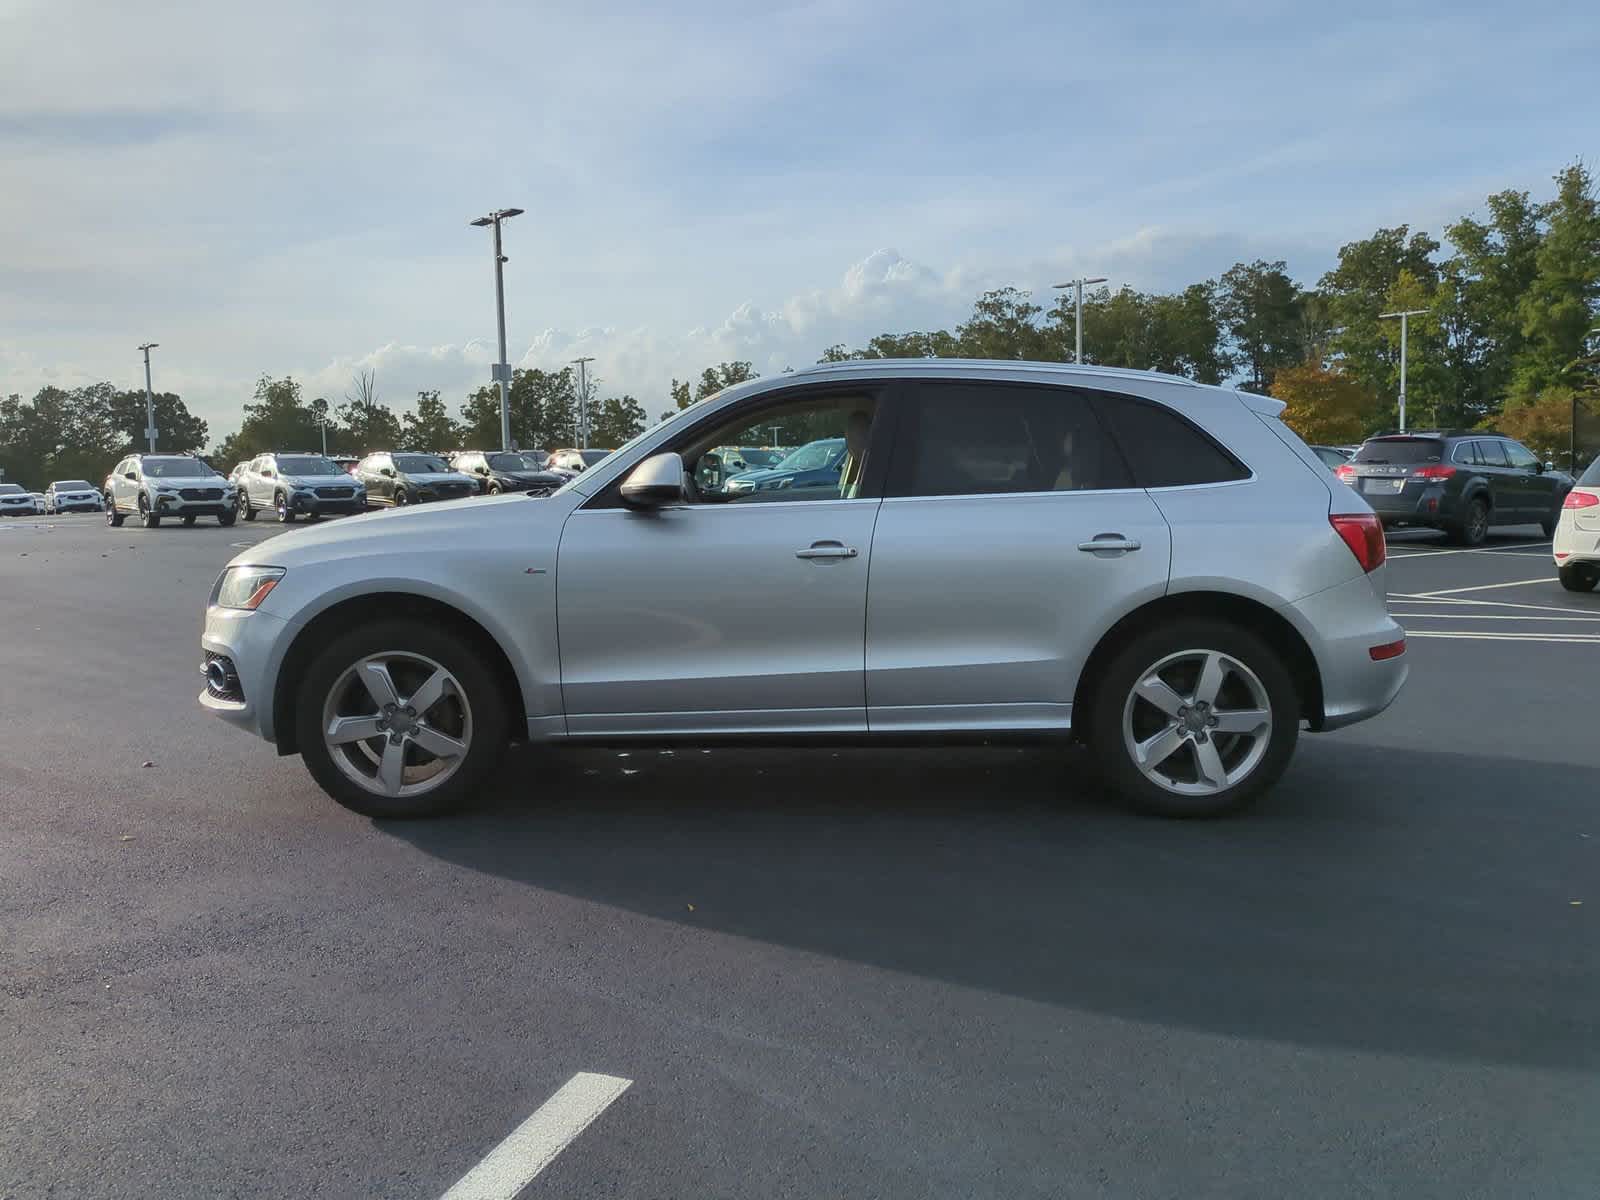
2;515;1597;1199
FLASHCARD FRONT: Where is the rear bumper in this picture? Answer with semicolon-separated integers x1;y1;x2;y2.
1360;487;1453;527
1280;572;1408;732
1553;518;1600;565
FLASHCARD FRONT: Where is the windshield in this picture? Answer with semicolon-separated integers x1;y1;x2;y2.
277;456;342;476
0;484;22;495
489;453;546;472
580;450;611;466
141;457;216;477
774;439;844;472
1352;438;1443;465
394;455;450;474
52;481;94;491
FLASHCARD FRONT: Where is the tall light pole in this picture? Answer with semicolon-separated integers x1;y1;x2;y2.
469;208;524;451
137;343;159;451
1052;277;1107;364
571;356;594;449
1379;308;1428;432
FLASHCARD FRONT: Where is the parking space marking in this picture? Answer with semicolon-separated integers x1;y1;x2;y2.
1393;577;1550;598
439;1072;632;1200
1386;541;1551;559
1390;595;1600;616
1407;630;1600;644
1390;613;1600;622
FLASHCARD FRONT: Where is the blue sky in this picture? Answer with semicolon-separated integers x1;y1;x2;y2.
2;0;1596;438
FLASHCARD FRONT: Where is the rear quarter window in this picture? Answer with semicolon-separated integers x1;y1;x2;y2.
1091;395;1250;487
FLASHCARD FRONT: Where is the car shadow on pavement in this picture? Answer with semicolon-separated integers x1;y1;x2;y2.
381;738;1595;1071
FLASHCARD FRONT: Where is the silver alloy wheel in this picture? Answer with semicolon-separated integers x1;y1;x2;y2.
320;651;473;799
1121;648;1272;796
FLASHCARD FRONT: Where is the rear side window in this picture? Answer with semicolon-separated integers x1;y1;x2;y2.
1476;440;1507;466
892;383;1133;497
1452;442;1482;465
1092;395;1249;487
1353;438;1443;465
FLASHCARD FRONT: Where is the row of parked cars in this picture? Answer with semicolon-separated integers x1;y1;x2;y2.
0;480;103;515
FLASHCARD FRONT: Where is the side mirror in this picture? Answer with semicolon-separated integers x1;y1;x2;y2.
620;453;686;509
124;471;137;480
1542;461;1554;473
380;467;394;478
477;466;489;475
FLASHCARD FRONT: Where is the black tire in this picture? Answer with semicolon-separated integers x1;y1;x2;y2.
181;514;197;527
1558;564;1598;593
1086;620;1300;819
218;508;237;527
487;482;502;495
105;495;124;527
1447;497;1489;546
242;493;257;521
138;496;160;529
394;489;410;507
275;491;296;523
295;619;510;819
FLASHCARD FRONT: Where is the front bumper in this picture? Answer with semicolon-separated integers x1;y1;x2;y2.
153;492;235;516
199;605;294;742
287;491;364;515
52;501;102;512
1281;572;1408;732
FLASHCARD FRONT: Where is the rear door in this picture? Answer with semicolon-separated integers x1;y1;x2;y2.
864;380;1171;733
1473;439;1518;518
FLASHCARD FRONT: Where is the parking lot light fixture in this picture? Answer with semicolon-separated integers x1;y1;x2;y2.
1379;309;1428;433
138;343;159;451
470;208;525;452
1051;278;1107;364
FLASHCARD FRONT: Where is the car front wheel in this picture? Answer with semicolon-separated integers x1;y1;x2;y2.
105;495;124;527
275;491;296;523
295;619;510;818
1087;620;1299;818
138;495;160;528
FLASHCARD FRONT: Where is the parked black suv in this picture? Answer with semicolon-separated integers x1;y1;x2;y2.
1337;432;1571;545
352;452;478;507
448;451;566;496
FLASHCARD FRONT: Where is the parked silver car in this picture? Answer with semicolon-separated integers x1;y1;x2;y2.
199;360;1406;819
237;452;366;523
106;454;237;527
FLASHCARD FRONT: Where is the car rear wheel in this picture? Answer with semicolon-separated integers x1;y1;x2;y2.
242;492;256;521
1087;620;1299;818
105;495;124;527
138;495;160;529
1558;564;1599;593
295;620;510;818
1448;497;1489;546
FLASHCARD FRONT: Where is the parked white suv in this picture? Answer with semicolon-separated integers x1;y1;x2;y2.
105;454;237;527
44;480;103;514
200;360;1406;820
0;483;34;517
237;452;366;523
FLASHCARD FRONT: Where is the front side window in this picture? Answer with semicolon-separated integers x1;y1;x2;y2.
671;392;878;504
1504;441;1540;470
891;383;1131;497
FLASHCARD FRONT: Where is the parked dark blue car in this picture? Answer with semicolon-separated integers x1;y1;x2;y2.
723;438;846;496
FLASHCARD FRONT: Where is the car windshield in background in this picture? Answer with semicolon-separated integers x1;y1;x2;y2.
142;458;214;477
580;450;611;466
394;455;450;474
739;449;783;468
54;481;94;491
1353;438;1443;464
0;484;22;494
278;456;342;475
489;453;544;471
776;440;843;471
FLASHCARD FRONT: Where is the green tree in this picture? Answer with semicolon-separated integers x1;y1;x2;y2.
1053;283;1230;383
214;376;320;465
588;394;648;447
0;384;122;487
956;287;1055;360
460;367;581;452
1217;260;1308;389
1320;226;1442;401
401;389;460;451
107;388;208;455
1508;163;1600;403
334;396;402;454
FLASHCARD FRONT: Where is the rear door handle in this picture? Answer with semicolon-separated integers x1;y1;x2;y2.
1077;534;1142;553
796;541;859;560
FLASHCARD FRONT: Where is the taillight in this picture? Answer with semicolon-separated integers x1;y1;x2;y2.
1334;464;1355;481
1563;490;1599;509
1413;464;1456;480
1330;512;1387;572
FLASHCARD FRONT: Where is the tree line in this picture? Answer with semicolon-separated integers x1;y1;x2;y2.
4;161;1595;488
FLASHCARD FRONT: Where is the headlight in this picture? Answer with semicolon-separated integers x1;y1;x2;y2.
763;477;794;490
156;486;178;494
213;566;286;610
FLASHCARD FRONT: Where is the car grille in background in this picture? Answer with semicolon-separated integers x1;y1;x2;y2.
315;487;354;499
180;488;223;500
439;483;472;497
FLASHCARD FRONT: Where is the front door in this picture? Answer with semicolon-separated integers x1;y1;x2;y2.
865;380;1172;732
1502;439;1553;523
555;386;892;735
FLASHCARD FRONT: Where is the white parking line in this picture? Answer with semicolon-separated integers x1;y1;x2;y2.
1393;577;1550;597
1387;541;1551;559
1390;613;1600;621
1389;595;1600;616
439;1072;632;1200
1407;630;1600;644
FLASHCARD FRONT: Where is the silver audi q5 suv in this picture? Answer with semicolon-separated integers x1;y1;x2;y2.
199;360;1406;819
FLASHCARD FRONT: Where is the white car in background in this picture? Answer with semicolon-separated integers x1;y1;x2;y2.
1553;458;1600;591
0;483;36;516
44;480;103;514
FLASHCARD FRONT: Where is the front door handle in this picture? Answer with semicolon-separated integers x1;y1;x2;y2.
1077;534;1142;553
796;541;859;560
